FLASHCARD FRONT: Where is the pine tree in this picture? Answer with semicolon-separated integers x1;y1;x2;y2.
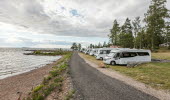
165;21;170;49
119;18;134;48
132;17;141;48
78;43;82;51
144;0;169;50
103;41;107;47
109;20;120;45
98;42;102;48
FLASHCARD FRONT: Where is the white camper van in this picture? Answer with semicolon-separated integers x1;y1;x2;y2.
85;49;92;55
89;49;99;56
103;49;151;65
95;48;117;60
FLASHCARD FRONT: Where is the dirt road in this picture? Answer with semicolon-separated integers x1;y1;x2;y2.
69;52;158;100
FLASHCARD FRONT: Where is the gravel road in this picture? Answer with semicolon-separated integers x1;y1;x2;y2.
69;52;158;100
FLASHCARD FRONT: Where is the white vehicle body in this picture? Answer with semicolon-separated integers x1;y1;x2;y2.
85;49;92;54
103;49;151;65
89;49;99;56
95;48;120;60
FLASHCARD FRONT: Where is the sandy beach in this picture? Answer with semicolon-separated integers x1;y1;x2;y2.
0;60;60;100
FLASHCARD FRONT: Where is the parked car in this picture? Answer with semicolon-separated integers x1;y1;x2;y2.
103;49;151;65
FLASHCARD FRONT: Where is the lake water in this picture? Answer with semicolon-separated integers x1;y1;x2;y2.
0;48;61;79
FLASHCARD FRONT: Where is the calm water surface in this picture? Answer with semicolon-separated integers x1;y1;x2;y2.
0;48;61;79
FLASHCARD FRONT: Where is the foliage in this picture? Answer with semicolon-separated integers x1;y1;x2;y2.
106;0;170;50
144;0;169;50
71;43;78;50
109;20;120;45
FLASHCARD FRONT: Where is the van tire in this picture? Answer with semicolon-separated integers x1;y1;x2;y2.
111;61;116;65
100;57;103;60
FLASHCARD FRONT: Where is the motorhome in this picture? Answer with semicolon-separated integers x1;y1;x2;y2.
103;49;151;65
85;49;92;55
95;48;118;60
89;49;99;56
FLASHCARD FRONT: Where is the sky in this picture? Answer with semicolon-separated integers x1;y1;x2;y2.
0;0;170;48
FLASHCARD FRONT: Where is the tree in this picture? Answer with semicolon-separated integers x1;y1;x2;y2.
71;43;78;50
89;44;93;48
165;21;170;49
103;41;107;47
78;43;82;51
144;0;169;50
119;18;134;48
132;17;141;48
109;20;120;45
98;42;102;48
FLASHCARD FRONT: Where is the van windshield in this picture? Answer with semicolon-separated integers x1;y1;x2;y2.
108;52;115;57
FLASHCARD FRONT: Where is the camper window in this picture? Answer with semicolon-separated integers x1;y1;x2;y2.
115;53;120;58
137;52;149;56
100;50;103;54
103;50;107;54
122;52;137;58
106;50;111;54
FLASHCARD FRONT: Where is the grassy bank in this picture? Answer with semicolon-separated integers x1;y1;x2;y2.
79;53;170;90
24;52;73;100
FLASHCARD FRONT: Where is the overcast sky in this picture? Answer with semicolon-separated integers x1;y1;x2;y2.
0;0;170;48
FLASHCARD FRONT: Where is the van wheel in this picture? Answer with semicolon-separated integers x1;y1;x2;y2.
100;57;103;60
111;61;116;65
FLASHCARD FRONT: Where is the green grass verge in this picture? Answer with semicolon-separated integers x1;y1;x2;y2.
110;63;170;90
152;53;170;60
80;53;170;90
24;52;72;100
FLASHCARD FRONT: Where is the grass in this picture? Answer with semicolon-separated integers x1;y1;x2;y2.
152;47;170;60
64;89;76;100
110;63;170;90
24;52;73;100
33;85;44;92
79;53;104;66
152;53;170;60
80;53;170;90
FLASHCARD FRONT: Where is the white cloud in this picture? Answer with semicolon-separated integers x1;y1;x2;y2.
0;0;169;37
0;0;169;48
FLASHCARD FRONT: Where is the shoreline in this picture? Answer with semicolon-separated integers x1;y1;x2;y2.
0;58;61;100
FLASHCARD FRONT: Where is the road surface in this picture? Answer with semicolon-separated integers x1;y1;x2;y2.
69;52;158;100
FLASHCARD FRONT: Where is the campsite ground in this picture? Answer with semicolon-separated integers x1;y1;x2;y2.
79;51;170;90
